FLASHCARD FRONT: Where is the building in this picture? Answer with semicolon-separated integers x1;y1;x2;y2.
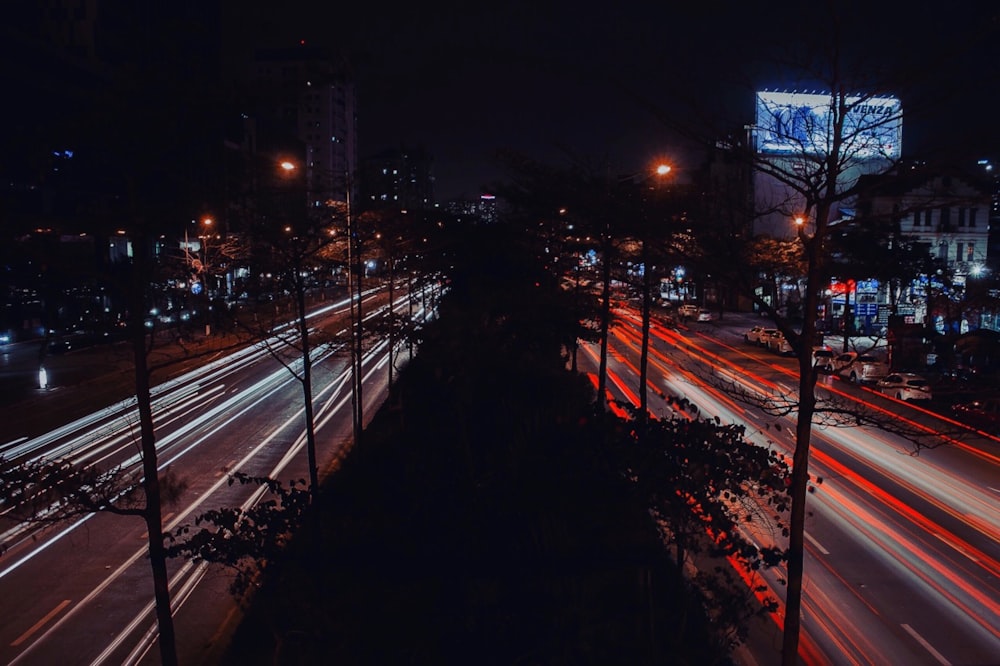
359;146;435;212
242;43;358;209
751;90;902;239
0;2;225;339
852;165;994;332
442;194;500;224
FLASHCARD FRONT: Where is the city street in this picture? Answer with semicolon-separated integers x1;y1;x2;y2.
582;305;1000;665
0;286;424;664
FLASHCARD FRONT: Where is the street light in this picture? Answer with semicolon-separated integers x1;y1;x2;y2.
637;161;673;431
197;216;216;336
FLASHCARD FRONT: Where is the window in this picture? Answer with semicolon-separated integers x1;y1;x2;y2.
967;243;975;262
955;242;963;262
924;209;934;226
958;207;966;226
940;206;951;229
969;208;978;227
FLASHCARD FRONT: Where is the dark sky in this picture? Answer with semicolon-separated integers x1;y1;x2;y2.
225;2;1000;201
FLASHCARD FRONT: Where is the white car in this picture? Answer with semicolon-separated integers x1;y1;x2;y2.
838;353;889;384
696;309;713;322
876;372;932;401
812;347;835;371
764;330;793;355
745;326;774;344
677;304;699;318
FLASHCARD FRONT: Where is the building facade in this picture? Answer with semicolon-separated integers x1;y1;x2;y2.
852;166;994;333
359;146;435;212
244;44;358;209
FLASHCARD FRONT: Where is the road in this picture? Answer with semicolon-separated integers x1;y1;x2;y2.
0;285;434;665
581;304;1000;666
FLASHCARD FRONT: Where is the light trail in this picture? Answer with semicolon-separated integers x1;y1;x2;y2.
4;286;430;664
597;308;1000;663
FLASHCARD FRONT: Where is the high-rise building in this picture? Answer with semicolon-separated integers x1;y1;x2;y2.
243;43;358;209
359;146;435;212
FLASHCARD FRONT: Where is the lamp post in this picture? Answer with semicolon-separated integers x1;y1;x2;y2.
638;162;672;430
198;216;216;336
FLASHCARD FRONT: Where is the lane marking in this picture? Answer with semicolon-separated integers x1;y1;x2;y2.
804;530;830;555
11;600;71;647
900;623;951;665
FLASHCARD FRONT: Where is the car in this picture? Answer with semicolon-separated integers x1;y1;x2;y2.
696;309;713;322
677;304;699;318
763;330;793;355
837;352;889;384
829;352;858;374
812;347;835;371
951;398;1000;433
744;326;773;344
876;372;932;401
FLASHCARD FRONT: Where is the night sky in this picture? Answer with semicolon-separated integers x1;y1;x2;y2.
224;2;1000;201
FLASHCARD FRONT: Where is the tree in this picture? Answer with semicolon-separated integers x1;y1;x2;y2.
0;230;198;666
496;152;637;416
625;12;991;662
240;179;348;500
616;408;790;650
693;49;986;666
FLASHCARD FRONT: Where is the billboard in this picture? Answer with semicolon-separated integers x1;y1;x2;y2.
755;91;901;159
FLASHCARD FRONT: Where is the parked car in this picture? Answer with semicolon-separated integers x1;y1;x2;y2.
951;398;1000;433
677;304;699;319
876;372;932;401
828;352;858;374
764;330;793;355
696;309;713;322
837;352;889;384
745;326;775;344
812;347;835;371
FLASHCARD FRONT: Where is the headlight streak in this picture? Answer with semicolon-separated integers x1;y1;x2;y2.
2;306;361;563
111;313;406;666
6;290;415;664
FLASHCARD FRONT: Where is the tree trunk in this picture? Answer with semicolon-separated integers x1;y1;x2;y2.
130;231;178;666
639;238;651;432
387;255;395;390
597;234;612;414
295;276;319;497
782;195;830;666
355;252;364;443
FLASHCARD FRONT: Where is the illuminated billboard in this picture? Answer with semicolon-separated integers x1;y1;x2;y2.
755;91;901;159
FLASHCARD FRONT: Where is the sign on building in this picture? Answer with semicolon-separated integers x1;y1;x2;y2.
755;91;902;159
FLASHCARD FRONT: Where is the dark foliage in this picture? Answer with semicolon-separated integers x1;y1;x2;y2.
196;222;754;665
